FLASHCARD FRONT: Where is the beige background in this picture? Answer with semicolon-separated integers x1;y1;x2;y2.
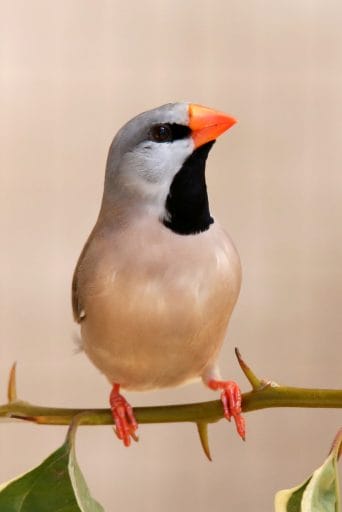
1;0;341;510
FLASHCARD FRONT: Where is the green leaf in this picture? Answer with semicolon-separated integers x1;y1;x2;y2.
275;430;342;512
0;417;104;511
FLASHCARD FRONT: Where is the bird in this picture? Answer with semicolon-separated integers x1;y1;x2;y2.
72;102;244;447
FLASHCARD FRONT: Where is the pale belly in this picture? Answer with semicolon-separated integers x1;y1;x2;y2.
79;222;241;390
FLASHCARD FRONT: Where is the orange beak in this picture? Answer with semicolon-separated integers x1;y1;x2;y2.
188;104;237;149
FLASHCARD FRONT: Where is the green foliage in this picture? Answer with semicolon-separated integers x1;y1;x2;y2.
0;419;104;512
275;430;341;512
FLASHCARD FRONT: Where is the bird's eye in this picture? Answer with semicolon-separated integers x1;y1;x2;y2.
150;124;172;143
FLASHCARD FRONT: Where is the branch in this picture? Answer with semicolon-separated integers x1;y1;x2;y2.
1;385;341;425
1;352;341;459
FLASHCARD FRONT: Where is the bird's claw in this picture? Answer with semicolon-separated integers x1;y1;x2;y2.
110;385;138;447
208;379;246;440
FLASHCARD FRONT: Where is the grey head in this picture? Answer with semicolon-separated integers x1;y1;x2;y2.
100;102;236;235
103;103;194;218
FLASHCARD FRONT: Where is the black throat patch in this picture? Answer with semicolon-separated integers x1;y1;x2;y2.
163;141;215;235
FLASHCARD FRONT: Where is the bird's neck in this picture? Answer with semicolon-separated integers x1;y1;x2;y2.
163;141;215;236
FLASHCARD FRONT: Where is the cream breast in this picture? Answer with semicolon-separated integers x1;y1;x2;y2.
79;217;241;390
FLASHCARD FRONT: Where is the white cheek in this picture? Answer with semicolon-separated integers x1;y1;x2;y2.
119;139;194;216
138;139;194;184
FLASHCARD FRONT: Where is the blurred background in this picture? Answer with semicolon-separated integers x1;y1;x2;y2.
0;0;341;510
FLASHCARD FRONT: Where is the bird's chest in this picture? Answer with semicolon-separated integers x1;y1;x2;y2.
84;223;236;326
81;222;240;389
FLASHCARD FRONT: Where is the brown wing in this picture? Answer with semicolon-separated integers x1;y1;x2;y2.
72;202;123;322
72;227;97;323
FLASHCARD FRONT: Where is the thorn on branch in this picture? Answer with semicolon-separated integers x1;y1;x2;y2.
196;422;212;461
235;348;262;391
7;362;17;403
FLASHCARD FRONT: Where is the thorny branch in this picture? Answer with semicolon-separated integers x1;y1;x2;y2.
1;349;341;460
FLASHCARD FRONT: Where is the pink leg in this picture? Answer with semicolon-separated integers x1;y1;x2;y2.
207;379;246;440
109;384;138;447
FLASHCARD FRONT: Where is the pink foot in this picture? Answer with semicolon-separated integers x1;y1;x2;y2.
109;384;138;447
208;379;246;440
